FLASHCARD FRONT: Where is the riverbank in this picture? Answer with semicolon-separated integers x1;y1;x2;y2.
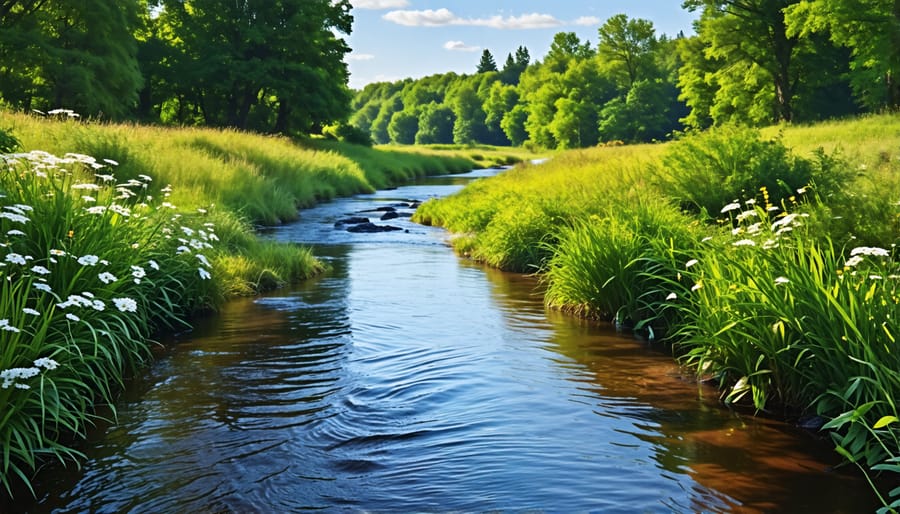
414;112;900;510
0;110;528;499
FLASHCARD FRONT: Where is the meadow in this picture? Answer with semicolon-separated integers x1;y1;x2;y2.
415;113;900;511
0;110;501;497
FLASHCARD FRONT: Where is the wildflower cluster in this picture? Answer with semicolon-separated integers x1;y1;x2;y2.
0;148;220;495
0;358;58;389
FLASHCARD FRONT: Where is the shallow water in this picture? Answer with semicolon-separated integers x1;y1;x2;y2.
17;169;877;513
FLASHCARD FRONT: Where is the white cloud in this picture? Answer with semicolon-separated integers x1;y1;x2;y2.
352;0;409;9
384;8;457;26
472;13;563;30
384;8;563;30
443;40;480;52
573;16;601;26
347;53;376;61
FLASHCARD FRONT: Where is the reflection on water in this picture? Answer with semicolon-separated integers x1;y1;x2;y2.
17;169;877;513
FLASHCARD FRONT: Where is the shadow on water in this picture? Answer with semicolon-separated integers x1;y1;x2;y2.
12;168;882;513
480;266;877;513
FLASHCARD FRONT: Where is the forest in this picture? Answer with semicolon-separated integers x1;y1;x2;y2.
0;0;353;134
1;2;898;148
349;1;900;149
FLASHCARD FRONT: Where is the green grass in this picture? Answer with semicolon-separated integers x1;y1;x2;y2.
0;109;479;499
417;112;900;510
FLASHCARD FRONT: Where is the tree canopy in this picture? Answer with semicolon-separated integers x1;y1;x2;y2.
0;0;354;134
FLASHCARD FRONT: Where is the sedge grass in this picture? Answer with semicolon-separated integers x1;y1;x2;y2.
418;112;900;509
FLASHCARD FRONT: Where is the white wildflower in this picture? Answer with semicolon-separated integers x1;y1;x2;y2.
30;265;50;275
98;272;118;284
5;253;26;265
685;259;698;269
77;254;99;266
113;297;138;312
775;276;790;285
22;308;40;316
198;267;211;280
733;239;756;247
65;313;80;322
720;202;741;214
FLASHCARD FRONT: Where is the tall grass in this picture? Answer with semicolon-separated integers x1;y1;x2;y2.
0;110;479;498
419;112;900;510
0;150;219;495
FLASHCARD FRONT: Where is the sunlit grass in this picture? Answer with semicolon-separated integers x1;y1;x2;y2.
0;150;218;495
418;112;900;509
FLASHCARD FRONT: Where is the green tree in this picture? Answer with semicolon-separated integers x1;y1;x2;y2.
597;14;659;90
0;0;143;118
785;0;900;109
501;104;529;146
500;45;531;85
416;102;455;144
683;0;802;123
483;82;519;145
545;32;594;73
477;49;498;73
154;0;353;132
451;82;486;144
388;109;418;144
370;94;403;144
598;79;680;142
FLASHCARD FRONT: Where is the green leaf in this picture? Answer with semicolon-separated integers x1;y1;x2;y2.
873;415;899;429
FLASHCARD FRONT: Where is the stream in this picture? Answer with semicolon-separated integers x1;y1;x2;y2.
18;167;876;513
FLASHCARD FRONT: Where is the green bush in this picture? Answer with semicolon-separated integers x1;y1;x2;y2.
0;127;20;153
658;126;817;218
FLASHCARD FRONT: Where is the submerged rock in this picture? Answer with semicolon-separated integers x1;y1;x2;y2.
346;222;403;233
334;216;369;227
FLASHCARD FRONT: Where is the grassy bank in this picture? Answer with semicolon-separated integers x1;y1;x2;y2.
0;110;483;498
415;113;900;510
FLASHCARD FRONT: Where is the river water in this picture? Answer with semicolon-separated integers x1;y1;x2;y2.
18;168;876;513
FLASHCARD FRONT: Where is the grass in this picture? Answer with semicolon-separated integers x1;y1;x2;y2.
0;108;480;499
417;112;900;511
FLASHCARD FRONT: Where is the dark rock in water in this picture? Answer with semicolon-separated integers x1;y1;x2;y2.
380;211;400;220
346;222;403;233
334;216;369;226
362;206;396;213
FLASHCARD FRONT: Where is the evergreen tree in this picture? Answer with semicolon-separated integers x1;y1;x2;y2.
477;49;498;73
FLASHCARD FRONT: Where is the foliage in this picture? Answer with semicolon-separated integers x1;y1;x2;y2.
321;123;373;147
0;0;354;133
0;0;143;119
0;127;19;153
477;49;498;73
597;14;660;89
785;0;900;110
0;150;218;496
656;126;826;216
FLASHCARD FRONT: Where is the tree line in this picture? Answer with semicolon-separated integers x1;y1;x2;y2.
350;1;900;149
0;0;353;134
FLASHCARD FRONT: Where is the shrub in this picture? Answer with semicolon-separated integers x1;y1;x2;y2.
0;127;20;153
658;126;817;218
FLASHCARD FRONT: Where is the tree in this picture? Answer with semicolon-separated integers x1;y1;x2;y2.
500;45;531;84
483;82;518;145
598;79;681;142
370;94;403;144
153;0;353;132
501;104;529;146
416;103;455;144
477;49;498;73
0;0;143;118
388;109;418;144
451;82;486;144
683;0;802;123
785;0;900;110
545;32;594;73
597;14;659;90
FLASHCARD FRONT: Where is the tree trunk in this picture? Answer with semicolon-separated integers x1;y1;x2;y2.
274;98;290;134
771;7;795;122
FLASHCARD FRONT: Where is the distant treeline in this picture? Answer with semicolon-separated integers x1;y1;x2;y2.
350;2;900;149
0;0;353;134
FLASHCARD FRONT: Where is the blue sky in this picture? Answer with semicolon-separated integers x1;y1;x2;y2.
345;1;699;89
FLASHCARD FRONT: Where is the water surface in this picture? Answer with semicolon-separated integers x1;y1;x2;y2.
19;169;875;513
